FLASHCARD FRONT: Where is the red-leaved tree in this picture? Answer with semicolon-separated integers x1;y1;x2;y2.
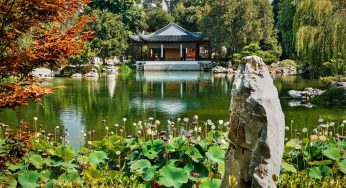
0;0;93;109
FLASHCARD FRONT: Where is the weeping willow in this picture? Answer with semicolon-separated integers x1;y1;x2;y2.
293;0;346;74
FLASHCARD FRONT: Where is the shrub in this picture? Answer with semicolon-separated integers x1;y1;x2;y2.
119;64;133;74
277;59;297;68
311;87;346;107
232;43;278;64
59;65;100;77
321;76;346;84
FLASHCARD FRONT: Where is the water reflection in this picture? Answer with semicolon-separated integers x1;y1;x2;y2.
106;78;116;98
0;72;344;149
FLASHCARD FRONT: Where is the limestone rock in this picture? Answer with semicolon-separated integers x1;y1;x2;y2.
84;68;99;78
221;56;285;188
71;73;82;78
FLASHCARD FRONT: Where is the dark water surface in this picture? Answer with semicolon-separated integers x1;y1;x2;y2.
0;72;345;149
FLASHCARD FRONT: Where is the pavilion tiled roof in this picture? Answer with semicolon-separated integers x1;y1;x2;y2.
129;23;206;42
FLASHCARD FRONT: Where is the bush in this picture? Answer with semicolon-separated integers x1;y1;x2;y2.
321;76;346;84
232;43;278;64
311;87;346;107
277;59;297;68
59;65;100;77
119;64;133;74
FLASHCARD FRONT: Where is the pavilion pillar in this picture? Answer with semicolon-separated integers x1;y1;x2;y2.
161;44;164;59
180;44;183;60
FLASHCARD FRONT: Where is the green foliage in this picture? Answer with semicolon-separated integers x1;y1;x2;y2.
68;44;95;67
59;65;100;77
320;76;346;84
2;117;346;187
87;10;129;62
201;0;281;59
293;0;346;75
277;59;297;68
88;0;147;33
172;3;210;32
18;171;40;188
232;43;278;64
311;87;346;107
119;64;133;74
280;120;346;187
158;165;189;188
146;8;174;32
276;0;296;59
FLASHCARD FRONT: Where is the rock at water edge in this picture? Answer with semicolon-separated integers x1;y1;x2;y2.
221;56;285;188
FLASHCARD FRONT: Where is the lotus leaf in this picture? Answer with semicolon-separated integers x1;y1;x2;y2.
88;151;107;166
18;171;40;188
205;146;225;164
185;146;204;163
130;159;152;173
309;167;322;179
158;165;188;188
29;154;44;169
143;166;156;181
84;167;101;181
142;140;164;159
281;161;297;173
307;160;333;166
322;148;341;160
199;177;221;188
56;145;75;162
339;160;346;174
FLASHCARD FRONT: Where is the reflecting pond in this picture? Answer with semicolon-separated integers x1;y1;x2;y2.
0;72;345;149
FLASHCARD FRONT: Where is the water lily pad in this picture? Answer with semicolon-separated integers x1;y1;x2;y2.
205;146;225;164
130;159;151;173
281;162;297;173
199;177;221;188
309;167;322;179
158;165;188;188
339;160;346;174
18;171;40;188
322;148;341;160
88;151;107;166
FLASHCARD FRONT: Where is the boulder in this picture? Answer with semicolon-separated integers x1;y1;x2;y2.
212;66;227;73
288;90;303;99
288;88;325;101
221;56;285;188
71;73;82;78
84;68;99;78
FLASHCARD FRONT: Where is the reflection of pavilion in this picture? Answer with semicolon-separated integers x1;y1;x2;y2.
136;71;212;99
136;71;211;82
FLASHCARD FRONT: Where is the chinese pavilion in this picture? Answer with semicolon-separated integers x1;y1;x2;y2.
129;23;211;71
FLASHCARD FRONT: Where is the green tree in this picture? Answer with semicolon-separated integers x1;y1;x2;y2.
146;8;174;32
87;10;129;63
68;43;95;67
172;3;210;31
201;0;281;60
233;43;277;64
276;0;296;59
293;0;346;76
89;0;147;33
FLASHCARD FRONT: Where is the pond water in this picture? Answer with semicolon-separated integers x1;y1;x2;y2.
0;71;345;149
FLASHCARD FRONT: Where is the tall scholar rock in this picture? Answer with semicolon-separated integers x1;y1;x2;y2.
221;56;285;188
